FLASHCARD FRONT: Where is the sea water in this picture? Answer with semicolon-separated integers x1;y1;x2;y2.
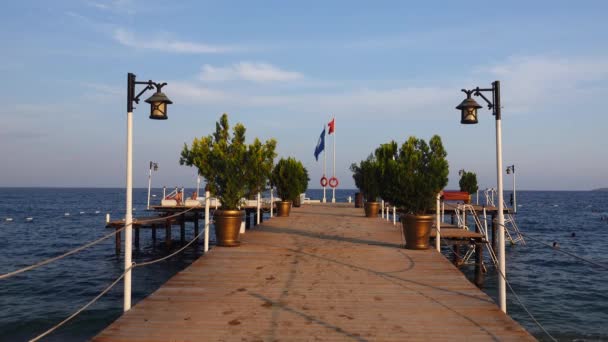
0;188;607;341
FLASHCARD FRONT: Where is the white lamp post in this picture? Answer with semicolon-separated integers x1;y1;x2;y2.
125;72;172;312
506;165;516;213
456;80;506;313
147;161;158;210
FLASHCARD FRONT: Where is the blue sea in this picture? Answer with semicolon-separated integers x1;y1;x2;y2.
0;188;607;341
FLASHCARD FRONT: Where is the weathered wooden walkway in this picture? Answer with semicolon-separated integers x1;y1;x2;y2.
94;204;534;341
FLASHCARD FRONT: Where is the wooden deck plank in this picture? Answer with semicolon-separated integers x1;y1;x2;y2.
94;204;533;341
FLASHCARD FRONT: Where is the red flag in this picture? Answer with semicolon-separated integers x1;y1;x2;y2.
327;118;335;135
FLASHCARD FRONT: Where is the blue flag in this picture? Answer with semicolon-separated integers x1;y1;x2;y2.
314;128;325;161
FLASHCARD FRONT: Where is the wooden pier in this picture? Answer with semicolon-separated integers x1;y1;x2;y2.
95;204;533;341
106;205;272;253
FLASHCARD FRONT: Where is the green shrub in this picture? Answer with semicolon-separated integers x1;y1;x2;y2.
179;113;276;209
272;157;309;202
380;135;449;214
459;171;479;194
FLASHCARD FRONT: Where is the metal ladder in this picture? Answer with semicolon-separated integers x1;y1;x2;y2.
453;204;498;267
484;187;525;245
503;200;525;245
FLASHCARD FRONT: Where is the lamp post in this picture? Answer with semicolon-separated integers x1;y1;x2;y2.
147;161;159;210
125;72;172;312
456;80;506;313
506;165;516;214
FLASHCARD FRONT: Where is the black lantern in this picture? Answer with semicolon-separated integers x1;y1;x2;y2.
456;93;482;124
127;72;172;120
145;89;172;120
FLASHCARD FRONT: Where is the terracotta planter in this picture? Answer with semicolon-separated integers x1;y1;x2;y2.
276;201;292;217
401;214;433;250
364;201;380;218
214;210;244;247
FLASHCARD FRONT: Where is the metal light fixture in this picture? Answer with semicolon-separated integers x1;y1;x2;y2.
145;86;172;120
456;80;507;313
127;73;172;120
456;91;482;124
124;73;172;312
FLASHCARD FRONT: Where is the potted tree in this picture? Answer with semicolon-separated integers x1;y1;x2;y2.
458;170;478;203
271;157;309;217
380;135;449;249
245;137;278;208
350;154;381;218
180;113;276;246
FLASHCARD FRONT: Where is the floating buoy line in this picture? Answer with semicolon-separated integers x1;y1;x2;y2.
3;210;111;223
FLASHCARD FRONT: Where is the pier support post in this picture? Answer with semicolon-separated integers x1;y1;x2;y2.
246;210;251;229
452;244;461;265
194;212;199;242
165;218;172;248
115;228;121;255
180;214;186;245
152;226;157;245
135;226;140;250
475;242;484;288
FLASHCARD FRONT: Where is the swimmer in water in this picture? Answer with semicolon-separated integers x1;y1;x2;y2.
553;242;559;248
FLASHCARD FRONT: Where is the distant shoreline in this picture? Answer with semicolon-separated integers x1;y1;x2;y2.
0;187;606;192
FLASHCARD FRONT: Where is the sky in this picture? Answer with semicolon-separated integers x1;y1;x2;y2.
1;0;607;190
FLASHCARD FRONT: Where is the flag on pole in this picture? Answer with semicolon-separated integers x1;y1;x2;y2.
328;118;335;135
314;128;326;161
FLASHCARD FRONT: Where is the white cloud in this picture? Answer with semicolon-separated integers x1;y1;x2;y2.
87;0;135;14
169;82;231;104
113;28;236;54
199;62;304;83
477;55;608;113
169;81;454;120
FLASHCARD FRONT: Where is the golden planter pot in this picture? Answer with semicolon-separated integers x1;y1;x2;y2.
276;201;292;217
214;210;244;247
364;201;380;218
401;214;433;250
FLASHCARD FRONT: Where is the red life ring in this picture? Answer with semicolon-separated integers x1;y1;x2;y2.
320;176;328;187
329;177;339;188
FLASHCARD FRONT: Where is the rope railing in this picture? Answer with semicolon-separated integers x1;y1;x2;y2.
489;245;557;342
29;267;130;342
0;207;197;280
479;218;608;271
447;215;603;340
28;218;213;342
436;229;556;341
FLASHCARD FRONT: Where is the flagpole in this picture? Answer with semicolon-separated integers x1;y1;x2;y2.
332;116;336;203
322;124;327;203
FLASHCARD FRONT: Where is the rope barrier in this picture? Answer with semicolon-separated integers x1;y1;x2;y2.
136;219;213;268
29;266;131;342
490;248;557;342
480;218;608;271
0;226;126;280
29;218;212;342
0;207;197;280
435;221;554;340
